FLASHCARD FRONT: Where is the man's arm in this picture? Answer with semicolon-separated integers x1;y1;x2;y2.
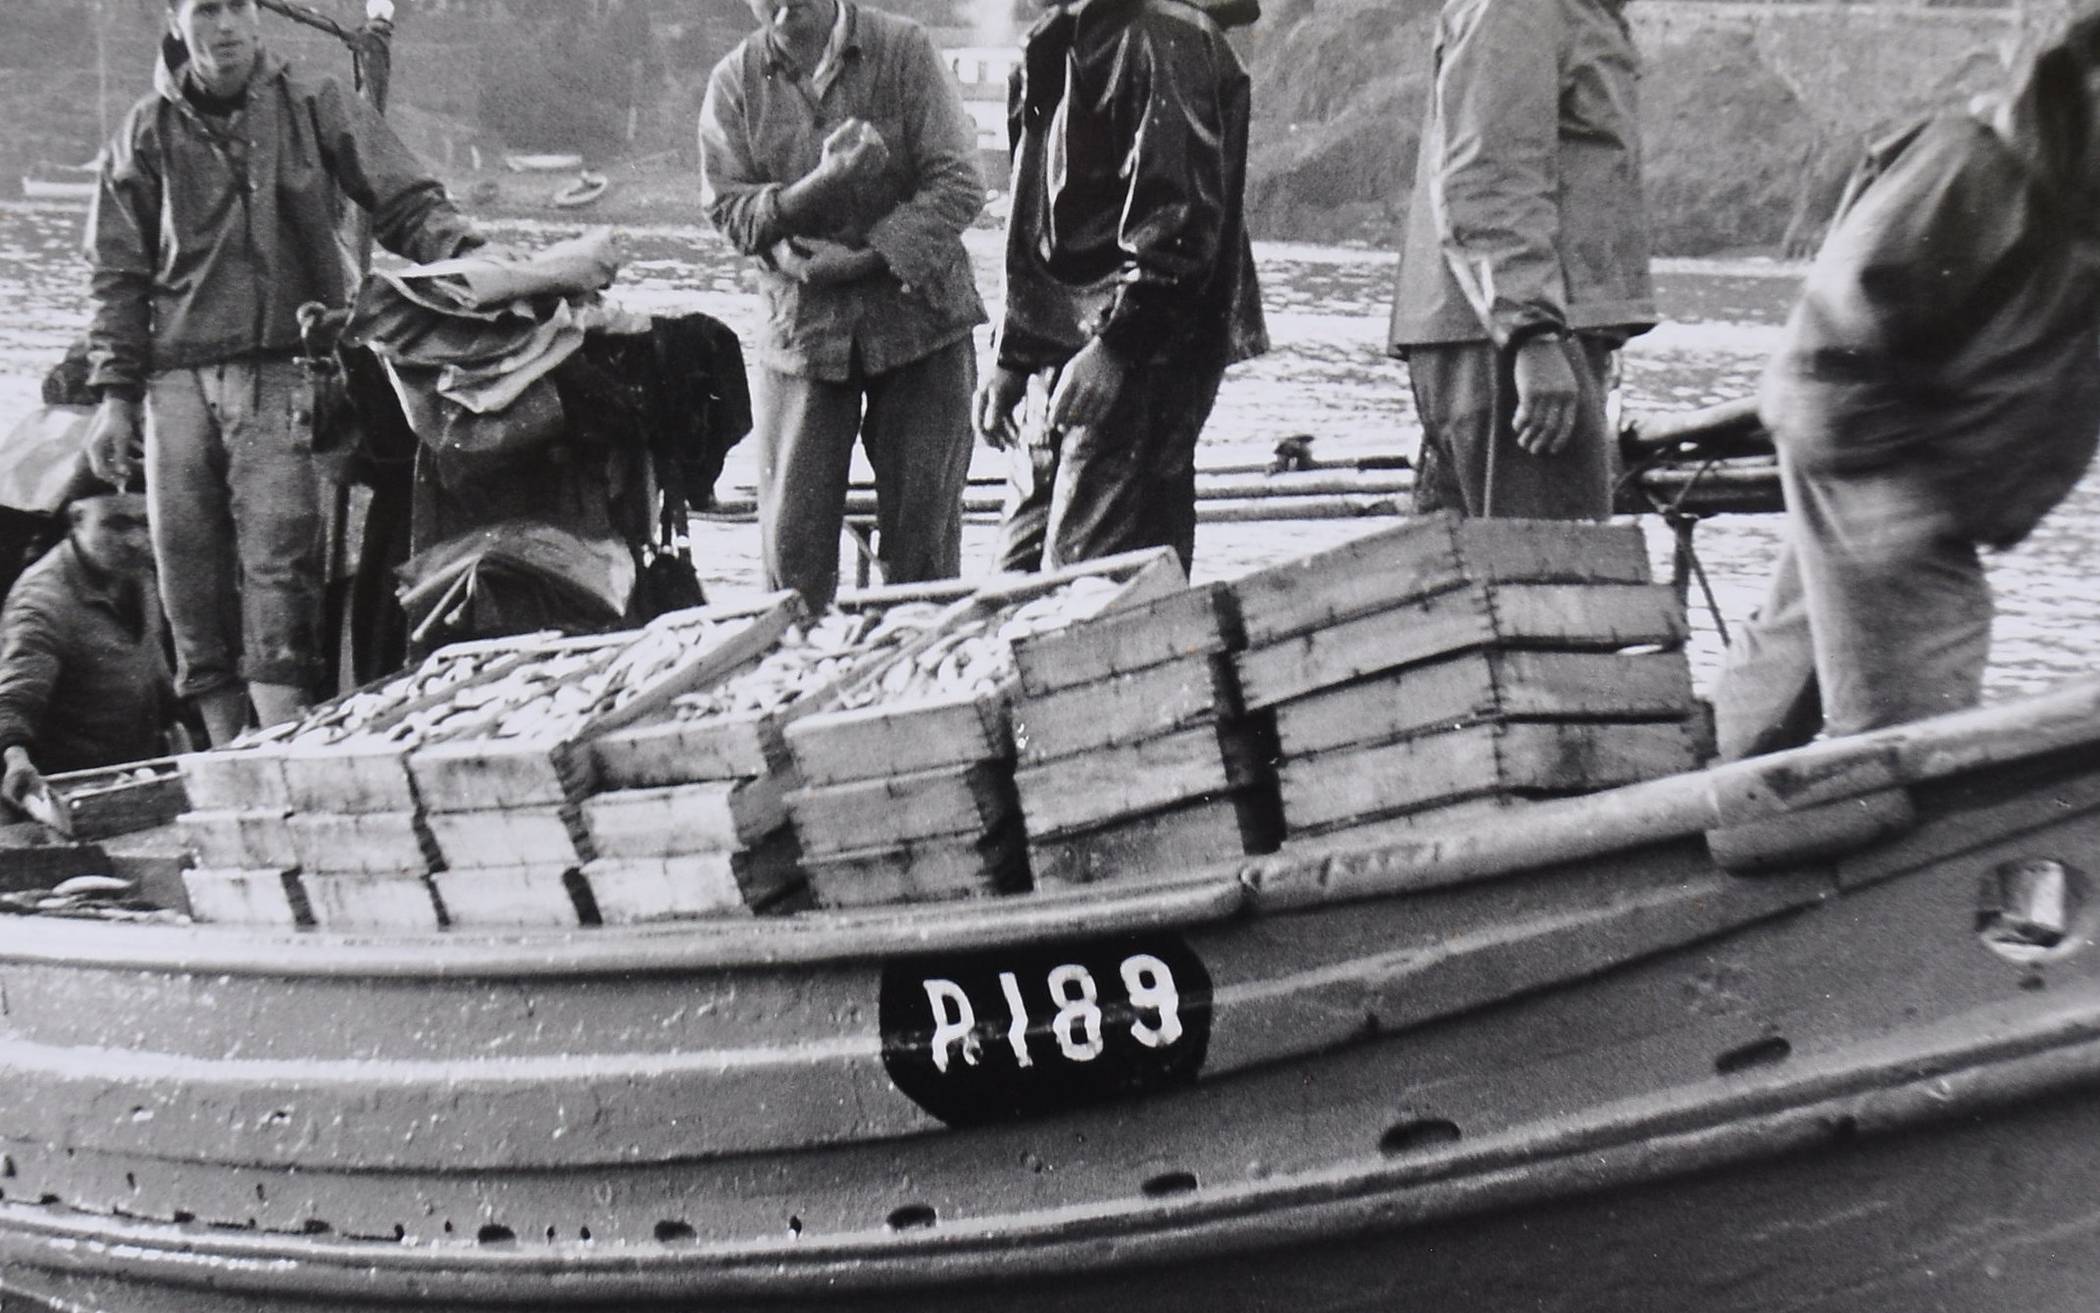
0;590;66;780
1425;0;1567;350
84;113;161;405
699;60;888;256
313;78;482;263
861;24;985;293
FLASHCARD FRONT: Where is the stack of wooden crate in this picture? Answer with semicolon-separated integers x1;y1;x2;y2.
579;587;967;921
1228;515;1701;844
782;549;1187;907
1006;582;1280;888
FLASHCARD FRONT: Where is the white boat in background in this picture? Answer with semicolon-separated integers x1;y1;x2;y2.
552;170;609;209
504;152;586;174
20;162;97;204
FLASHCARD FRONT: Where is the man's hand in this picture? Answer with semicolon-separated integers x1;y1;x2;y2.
2;746;44;813
1047;339;1130;432
85;396;142;486
974;366;1029;450
818;119;891;187
1511;335;1581;456
771;237;885;286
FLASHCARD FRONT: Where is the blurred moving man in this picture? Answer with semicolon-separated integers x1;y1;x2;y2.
701;0;986;609
0;493;174;813
85;0;482;742
1388;0;1656;519
976;0;1267;573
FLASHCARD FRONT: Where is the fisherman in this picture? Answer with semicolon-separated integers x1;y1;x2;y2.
83;0;483;744
0;490;174;814
976;0;1267;574
1388;0;1656;520
700;0;986;610
1713;16;2100;759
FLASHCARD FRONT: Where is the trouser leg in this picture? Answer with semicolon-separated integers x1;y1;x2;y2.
144;368;242;701
860;338;974;588
1788;460;1990;737
1407;337;1614;520
752;365;861;610
1712;537;1823;761
1041;358;1223;572
220;359;325;695
995;374;1057;574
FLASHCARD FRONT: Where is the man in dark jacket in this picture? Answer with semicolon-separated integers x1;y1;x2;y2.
1388;0;1655;520
1714;17;2100;758
976;0;1267;573
700;0;986;610
84;0;481;743
0;492;173;813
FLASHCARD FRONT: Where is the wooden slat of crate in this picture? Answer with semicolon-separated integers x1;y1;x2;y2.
1277;720;1699;833
1012;652;1239;765
1235;582;1687;711
301;872;445;932
45;761;188;840
176;748;290;812
591;712;786;790
288;811;441;875
802;824;1026;908
1013;718;1264;837
429;864;584;929
1272;649;1696;758
1029;792;1274;890
425;805;590;871
784;689;1008;787
409;733;596;815
787;760;1015;859
1232;515;1652;647
178;809;298;871
579;775;787;859
1011;580;1236;697
280;741;424;816
181;867;308;927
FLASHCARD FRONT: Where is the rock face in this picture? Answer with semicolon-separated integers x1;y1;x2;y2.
1238;0;2024;255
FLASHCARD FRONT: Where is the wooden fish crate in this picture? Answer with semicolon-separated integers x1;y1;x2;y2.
1272;649;1698;759
404;595;803;813
1230;514;1654;649
588;590;971;792
786;760;1018;859
181;867;308;927
429;863;586;929
44;759;188;840
1012;716;1268;837
424;804;591;870
1234;580;1688;712
301;871;447;932
581;833;802;923
1030;793;1277;889
287;810;443;875
1278;719;1701;834
802;821;1027;908
782;547;1188;787
578;776;788;860
1011;580;1241;699
176;746;292;813
177;808;298;871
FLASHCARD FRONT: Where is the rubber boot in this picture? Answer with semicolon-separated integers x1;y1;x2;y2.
249;681;309;731
196;687;249;747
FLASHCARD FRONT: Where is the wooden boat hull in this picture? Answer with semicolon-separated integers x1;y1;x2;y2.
6;694;2100;1310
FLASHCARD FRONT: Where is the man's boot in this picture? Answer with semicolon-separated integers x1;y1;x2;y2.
196;687;248;747
249;681;309;730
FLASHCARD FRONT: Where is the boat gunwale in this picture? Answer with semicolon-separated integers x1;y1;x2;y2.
6;986;2100;1303
3;679;2099;978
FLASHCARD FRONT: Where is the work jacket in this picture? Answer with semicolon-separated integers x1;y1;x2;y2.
994;0;1267;372
1759;99;2100;549
87;43;479;400
0;541;171;775
699;3;987;381
1387;0;1655;352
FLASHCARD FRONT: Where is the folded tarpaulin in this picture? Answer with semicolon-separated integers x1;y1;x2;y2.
396;519;637;646
375;227;625;317
0;406;93;514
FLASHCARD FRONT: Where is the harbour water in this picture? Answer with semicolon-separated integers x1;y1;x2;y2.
3;201;2095;701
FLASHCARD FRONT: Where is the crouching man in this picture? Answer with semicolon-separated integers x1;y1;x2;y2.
0;492;174;813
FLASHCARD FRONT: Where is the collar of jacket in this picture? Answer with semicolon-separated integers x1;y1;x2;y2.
54;539;143;627
1019;0;1144;129
759;1;862;78
152;35;288;113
